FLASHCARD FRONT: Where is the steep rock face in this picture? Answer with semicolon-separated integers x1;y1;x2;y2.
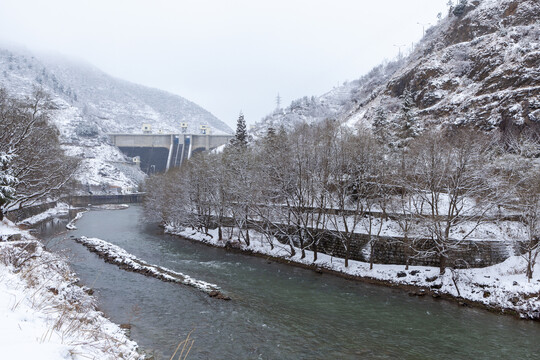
347;0;540;139
0;47;232;192
256;0;539;142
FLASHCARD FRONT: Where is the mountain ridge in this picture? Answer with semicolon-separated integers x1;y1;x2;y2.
255;0;540;145
0;45;233;192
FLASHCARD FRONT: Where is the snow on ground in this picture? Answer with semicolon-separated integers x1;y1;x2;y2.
166;225;540;319
69;143;144;193
324;215;525;242
89;204;130;210
0;218;143;359
210;144;227;154
17;202;71;226
65;210;86;230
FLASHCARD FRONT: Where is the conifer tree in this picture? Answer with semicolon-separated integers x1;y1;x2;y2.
372;108;390;144
399;88;417;140
266;127;276;138
0;153;18;220
231;112;248;148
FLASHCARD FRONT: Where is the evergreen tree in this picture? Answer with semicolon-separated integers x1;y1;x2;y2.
372;108;390;144
231;112;248;148
0;152;18;221
399;88;417;140
453;0;468;16
266;127;276;138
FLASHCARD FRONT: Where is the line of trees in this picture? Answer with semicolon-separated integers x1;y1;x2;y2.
144;118;540;279
0;87;78;220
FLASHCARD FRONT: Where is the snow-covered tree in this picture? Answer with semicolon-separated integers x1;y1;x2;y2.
0;87;78;219
387;149;422;270
406;129;498;274
453;0;468;16
326;128;379;267
372;107;391;145
515;169;540;281
399;87;418;142
0;153;18;220
494;133;540;281
251;126;297;255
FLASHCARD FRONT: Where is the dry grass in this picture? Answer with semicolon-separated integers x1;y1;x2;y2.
0;238;145;359
169;330;195;360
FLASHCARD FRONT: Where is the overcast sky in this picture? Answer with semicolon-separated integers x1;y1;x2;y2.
0;0;449;128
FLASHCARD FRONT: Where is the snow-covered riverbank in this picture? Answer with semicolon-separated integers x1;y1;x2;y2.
0;218;144;359
166;226;540;320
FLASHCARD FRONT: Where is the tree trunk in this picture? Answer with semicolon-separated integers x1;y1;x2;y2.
369;238;375;270
288;236;296;257
404;236;410;270
218;226;222;241
244;212;250;246
526;250;532;282
439;255;446;275
313;242;318;262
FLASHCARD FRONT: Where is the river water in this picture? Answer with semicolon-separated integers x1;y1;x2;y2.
40;206;540;359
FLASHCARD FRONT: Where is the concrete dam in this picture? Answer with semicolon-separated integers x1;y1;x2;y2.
109;133;234;174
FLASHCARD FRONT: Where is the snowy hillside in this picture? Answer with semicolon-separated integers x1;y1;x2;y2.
0;46;233;192
256;0;540;142
347;0;540;140
253;59;405;135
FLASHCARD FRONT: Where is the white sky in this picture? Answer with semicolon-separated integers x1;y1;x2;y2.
0;0;449;128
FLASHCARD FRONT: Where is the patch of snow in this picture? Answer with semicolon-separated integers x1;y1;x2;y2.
0;219;143;359
17;202;70;226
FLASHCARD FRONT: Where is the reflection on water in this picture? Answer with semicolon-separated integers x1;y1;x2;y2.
42;206;540;360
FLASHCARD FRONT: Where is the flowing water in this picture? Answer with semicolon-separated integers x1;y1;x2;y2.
40;206;540;359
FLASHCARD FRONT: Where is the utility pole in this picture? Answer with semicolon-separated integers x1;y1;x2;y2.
417;22;431;37
393;44;406;59
275;93;281;110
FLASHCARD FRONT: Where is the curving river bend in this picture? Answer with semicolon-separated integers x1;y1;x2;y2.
40;206;540;359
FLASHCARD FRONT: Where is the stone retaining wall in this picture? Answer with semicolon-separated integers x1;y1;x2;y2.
272;227;516;268
67;194;144;207
6;201;58;223
213;216;517;268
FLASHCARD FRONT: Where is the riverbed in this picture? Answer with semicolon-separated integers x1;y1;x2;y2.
40;206;540;359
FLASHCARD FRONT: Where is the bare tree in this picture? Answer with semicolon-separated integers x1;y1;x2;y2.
298;120;334;262
223;142;258;246
406;129;498;274
326;129;374;267
252;127;301;256
0;87;78;220
143;169;194;228
284;122;332;260
494;133;540;281
387;149;424;270
515;169;540;281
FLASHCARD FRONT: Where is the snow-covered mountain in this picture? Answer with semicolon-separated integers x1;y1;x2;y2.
255;0;540;143
0;46;233;192
252;59;404;135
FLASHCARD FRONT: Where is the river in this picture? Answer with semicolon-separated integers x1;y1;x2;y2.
39;205;540;359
